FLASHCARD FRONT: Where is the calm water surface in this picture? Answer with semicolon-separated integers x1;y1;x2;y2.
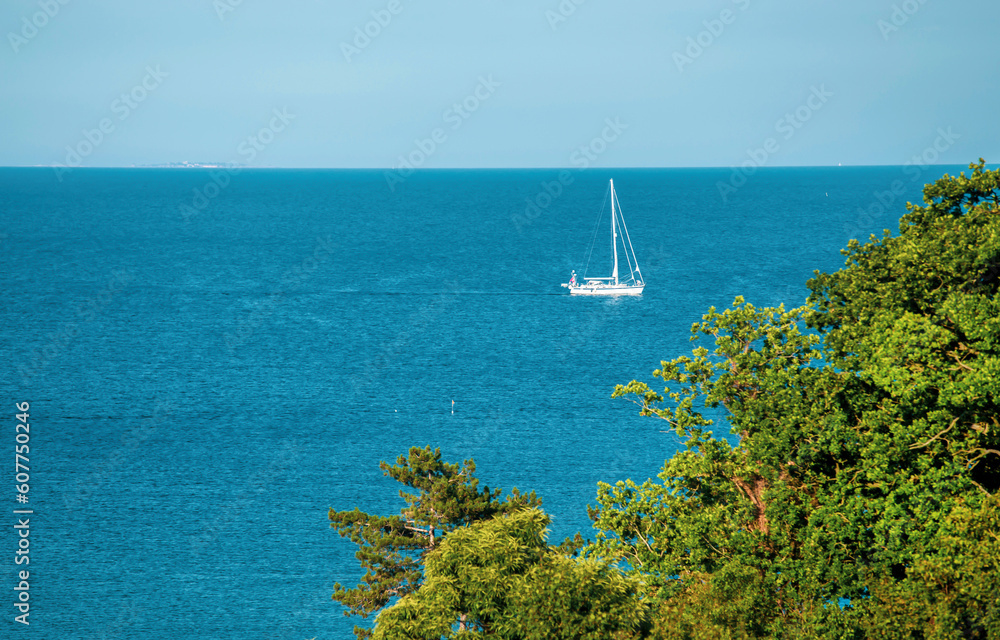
1;166;946;638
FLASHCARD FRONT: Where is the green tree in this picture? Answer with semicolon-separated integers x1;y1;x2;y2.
806;159;1000;637
372;508;648;640
591;161;1000;637
590;300;858;637
859;494;1000;639
807;158;1000;500
330;446;540;639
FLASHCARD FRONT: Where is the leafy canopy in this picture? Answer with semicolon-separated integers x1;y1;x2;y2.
590;160;1000;637
330;446;539;639
372;508;648;640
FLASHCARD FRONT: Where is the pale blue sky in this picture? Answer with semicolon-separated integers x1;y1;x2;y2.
2;0;996;168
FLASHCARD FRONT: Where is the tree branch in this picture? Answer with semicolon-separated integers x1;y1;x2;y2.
909;417;960;450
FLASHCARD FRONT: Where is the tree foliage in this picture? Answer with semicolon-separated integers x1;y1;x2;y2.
329;446;540;639
591;301;857;636
859;494;1000;639
330;162;1000;639
371;508;648;640
590;160;1000;637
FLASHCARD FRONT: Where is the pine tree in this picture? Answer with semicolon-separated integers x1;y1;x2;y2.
329;446;540;639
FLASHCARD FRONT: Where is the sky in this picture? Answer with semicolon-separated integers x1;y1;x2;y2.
1;0;997;169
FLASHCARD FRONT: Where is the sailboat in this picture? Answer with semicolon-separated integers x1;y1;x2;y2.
562;179;645;296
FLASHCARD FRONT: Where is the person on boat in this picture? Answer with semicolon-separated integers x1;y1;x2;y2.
569;270;577;286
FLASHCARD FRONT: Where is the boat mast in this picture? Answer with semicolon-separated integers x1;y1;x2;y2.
611;179;619;285
613;186;643;285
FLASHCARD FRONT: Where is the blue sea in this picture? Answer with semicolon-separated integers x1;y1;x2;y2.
1;165;956;639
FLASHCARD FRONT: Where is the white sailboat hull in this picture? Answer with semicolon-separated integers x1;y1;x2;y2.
565;283;644;296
